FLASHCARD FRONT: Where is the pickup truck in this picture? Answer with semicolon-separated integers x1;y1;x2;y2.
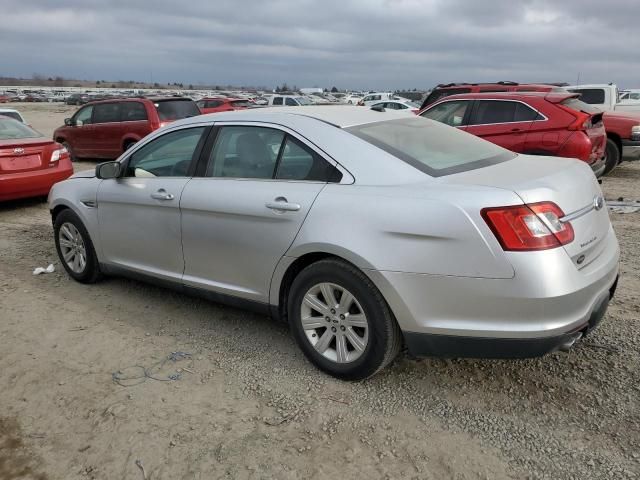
565;84;640;113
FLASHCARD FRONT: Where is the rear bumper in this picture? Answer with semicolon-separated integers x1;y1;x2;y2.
621;140;640;162
0;163;73;201
404;276;617;358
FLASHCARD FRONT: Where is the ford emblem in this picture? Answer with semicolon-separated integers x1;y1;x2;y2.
593;196;604;211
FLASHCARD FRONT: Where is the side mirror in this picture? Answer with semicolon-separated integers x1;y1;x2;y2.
64;118;75;126
96;161;121;179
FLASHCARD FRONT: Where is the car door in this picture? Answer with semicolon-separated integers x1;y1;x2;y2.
466;100;535;152
91;102;123;158
96;125;208;281
180;123;343;303
68;105;95;156
419;99;473;130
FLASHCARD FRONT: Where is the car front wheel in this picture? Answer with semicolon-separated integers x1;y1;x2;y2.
288;259;402;380
54;210;102;283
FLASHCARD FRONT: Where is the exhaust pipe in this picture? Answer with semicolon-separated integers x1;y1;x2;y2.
558;332;583;352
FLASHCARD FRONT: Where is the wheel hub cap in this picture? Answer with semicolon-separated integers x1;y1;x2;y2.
58;222;87;274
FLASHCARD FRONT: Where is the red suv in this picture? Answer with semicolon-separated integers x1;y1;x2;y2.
196;97;253;114
420;91;606;176
53;97;200;161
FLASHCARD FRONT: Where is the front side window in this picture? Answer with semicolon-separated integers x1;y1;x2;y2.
74;105;93;125
120;102;148;121
421;100;471;127
207;126;284;179
93;103;121;124
125;127;205;178
272;97;283;106
347;117;515;177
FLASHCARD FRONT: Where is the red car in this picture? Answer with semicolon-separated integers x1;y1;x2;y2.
0;117;73;201
420;91;606;176
53;96;200;161
196;97;253;114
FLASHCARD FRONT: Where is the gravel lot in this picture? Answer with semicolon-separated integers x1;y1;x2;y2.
1;103;639;479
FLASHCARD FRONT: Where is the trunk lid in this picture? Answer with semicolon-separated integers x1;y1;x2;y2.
0;138;57;173
442;155;611;269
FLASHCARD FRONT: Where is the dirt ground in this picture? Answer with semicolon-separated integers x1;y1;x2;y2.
1;103;639;480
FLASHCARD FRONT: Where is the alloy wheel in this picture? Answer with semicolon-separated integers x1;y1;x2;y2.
300;282;369;363
58;222;87;273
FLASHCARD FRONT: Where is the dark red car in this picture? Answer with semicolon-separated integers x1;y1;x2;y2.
0;117;73;201
196;97;253;114
53;96;200;161
420;91;606;176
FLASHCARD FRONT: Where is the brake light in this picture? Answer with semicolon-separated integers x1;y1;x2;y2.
481;202;574;251
50;147;69;164
557;103;593;131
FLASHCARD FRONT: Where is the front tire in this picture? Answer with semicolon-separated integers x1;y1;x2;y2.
288;259;402;380
54;210;102;283
603;138;620;175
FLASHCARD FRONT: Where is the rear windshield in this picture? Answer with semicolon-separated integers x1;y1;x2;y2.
230;100;252;107
0;117;41;139
0;111;22;122
154;99;200;121
346;117;515;177
561;97;602;114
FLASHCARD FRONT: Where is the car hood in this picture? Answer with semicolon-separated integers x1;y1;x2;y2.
71;169;95;179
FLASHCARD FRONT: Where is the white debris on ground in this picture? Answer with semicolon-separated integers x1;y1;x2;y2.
32;264;55;275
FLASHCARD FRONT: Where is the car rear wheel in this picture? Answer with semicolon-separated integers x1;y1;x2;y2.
62;142;77;162
603;138;620;175
54;210;102;283
288;259;402;380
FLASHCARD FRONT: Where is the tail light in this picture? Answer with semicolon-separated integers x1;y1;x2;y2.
481;202;574;251
557;103;597;131
50;147;69;164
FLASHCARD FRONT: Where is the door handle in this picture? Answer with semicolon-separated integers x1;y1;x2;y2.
150;189;175;201
266;197;301;212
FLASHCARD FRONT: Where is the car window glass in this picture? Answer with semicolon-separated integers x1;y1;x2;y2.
206;126;284;179
154;100;200;121
513;102;542;121
276;136;341;182
207;100;223;108
93;103;121;124
567;88;605;105
273;97;283;106
285;97;298;106
125;127;205;178
421;101;470;127
469;100;517;125
74;105;93;125
120;102;148;121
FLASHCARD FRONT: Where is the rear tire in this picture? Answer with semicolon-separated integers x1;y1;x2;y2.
54;210;102;284
123;140;137;152
62;142;77;163
288;259;402;380
603;138;620;175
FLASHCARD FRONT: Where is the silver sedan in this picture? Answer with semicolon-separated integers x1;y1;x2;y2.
49;107;619;380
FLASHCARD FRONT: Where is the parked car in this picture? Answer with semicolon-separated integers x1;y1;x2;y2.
266;95;312;106
357;92;400;106
53;96;200;161
0;94;10;103
420;92;607;177
343;94;364;105
419;81;565;110
196;97;253;114
600;111;640;167
0;117;73;201
49;106;619;379
370;100;420;113
565;84;640;113
619;90;640;102
66;93;90;105
0;108;27;123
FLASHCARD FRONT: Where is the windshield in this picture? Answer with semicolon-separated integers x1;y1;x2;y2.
346;117;515;177
0;111;23;122
0;117;41;140
154;99;201;121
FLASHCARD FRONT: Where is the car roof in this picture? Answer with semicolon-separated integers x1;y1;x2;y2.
0;108;19;113
433;91;576;103
434;82;558;90
190;105;410;128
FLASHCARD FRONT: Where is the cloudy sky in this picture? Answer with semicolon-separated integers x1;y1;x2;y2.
2;0;638;90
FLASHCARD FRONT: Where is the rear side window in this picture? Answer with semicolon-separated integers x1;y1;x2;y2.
469;100;517;125
276;137;342;182
93;103;121;124
285;97;299;106
347;117;515;177
272;97;283;106
567;88;605;105
421;100;471;127
154;100;200;121
120;102;148;121
206;100;223;108
514;102;543;121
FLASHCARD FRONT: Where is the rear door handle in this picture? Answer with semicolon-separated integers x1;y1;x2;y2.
150;189;175;201
266;197;301;212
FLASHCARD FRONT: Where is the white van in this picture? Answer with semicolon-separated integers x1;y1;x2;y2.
267;95;312;107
